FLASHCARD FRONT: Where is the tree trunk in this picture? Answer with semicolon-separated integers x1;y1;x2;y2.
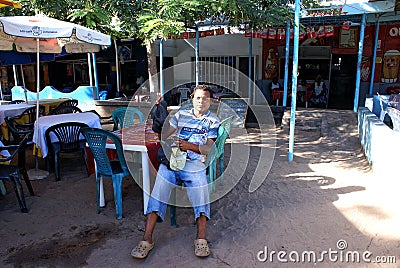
146;41;159;106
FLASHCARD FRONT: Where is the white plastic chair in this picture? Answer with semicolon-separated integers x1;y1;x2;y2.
179;88;191;104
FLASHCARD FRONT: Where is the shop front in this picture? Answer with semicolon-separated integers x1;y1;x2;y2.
259;18;400;109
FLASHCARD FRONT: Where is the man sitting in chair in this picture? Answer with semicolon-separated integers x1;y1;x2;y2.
309;75;328;108
131;85;220;259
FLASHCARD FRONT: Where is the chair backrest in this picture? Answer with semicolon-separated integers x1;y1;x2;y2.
4;116;34;144
58;99;78;107
80;127;128;177
49;106;82;115
45;122;89;153
0;134;29;164
179;88;191;103
16;106;39;124
8;100;25;104
219;116;234;137
204;124;229;166
112;107;144;130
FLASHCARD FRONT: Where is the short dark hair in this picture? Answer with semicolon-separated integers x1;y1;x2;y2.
192;84;213;98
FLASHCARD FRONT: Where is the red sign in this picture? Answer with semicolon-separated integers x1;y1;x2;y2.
268;28;277;40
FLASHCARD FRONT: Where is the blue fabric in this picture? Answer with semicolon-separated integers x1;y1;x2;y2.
146;161;210;221
0;51;55;66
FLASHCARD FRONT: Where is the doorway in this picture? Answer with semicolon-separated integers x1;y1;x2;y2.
329;54;357;109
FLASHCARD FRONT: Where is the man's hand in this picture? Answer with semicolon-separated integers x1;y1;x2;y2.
177;138;215;155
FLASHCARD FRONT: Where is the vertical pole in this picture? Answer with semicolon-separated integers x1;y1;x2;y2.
248;34;253;103
354;13;366;112
283;21;291;107
20;65;26;88
92;53;99;99
114;39;120;96
36;38;40;120
87;53;93;86
73;63;76;83
160;38;164;99
195;28;200;85
369;19;380;95
13;65;18;86
288;0;300;162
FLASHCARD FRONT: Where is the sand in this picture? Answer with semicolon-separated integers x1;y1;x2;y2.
1;109;400;268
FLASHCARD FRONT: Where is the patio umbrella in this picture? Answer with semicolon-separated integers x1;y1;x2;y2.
0;0;21;8
0;15;111;179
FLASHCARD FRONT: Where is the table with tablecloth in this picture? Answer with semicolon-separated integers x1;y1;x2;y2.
27;98;71;115
32;112;102;158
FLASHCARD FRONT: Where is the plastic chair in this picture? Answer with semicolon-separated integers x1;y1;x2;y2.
48;106;82;115
81;127;131;219
87;110;114;127
4;116;34;145
272;90;284;106
8;100;25;104
205;123;230;193
58;99;78;107
0;134;31;212
45;122;89;181
179;88;191;104
3;117;35;196
15;106;42;125
111;107;144;130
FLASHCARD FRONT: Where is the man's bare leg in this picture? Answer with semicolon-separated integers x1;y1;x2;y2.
196;214;207;239
143;212;158;244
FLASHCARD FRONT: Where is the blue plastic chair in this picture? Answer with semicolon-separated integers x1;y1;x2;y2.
81;127;131;220
211;115;234;187
111;107;145;130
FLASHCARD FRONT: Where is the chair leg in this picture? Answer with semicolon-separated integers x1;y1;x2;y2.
19;168;34;196
219;152;225;185
112;176;123;220
55;152;60;181
82;148;89;177
211;161;217;193
96;173;102;214
0;181;6;196
18;151;34;196
170;188;177;227
10;175;28;213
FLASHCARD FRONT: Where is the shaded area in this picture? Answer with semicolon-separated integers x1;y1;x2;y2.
5;224;116;268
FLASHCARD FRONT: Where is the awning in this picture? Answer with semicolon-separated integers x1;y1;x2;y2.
0;0;21;9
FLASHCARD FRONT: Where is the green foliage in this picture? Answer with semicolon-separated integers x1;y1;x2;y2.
123;0;323;43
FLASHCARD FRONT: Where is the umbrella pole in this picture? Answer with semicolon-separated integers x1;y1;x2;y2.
0;82;3;101
13;65;18;86
20;65;26;87
20;65;27;103
114;39;120;97
28;38;48;180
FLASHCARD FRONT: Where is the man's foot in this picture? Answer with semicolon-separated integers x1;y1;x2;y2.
131;241;154;259
194;239;210;257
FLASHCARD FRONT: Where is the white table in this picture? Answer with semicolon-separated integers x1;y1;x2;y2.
100;125;158;214
33;112;101;158
0;103;34;124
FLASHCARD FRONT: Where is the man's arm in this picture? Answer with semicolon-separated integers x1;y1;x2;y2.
177;138;216;156
160;124;177;141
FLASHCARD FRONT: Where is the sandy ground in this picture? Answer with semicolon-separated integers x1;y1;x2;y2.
1;109;400;268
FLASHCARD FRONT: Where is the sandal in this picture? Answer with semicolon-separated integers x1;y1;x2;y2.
194;239;210;257
131;241;154;259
